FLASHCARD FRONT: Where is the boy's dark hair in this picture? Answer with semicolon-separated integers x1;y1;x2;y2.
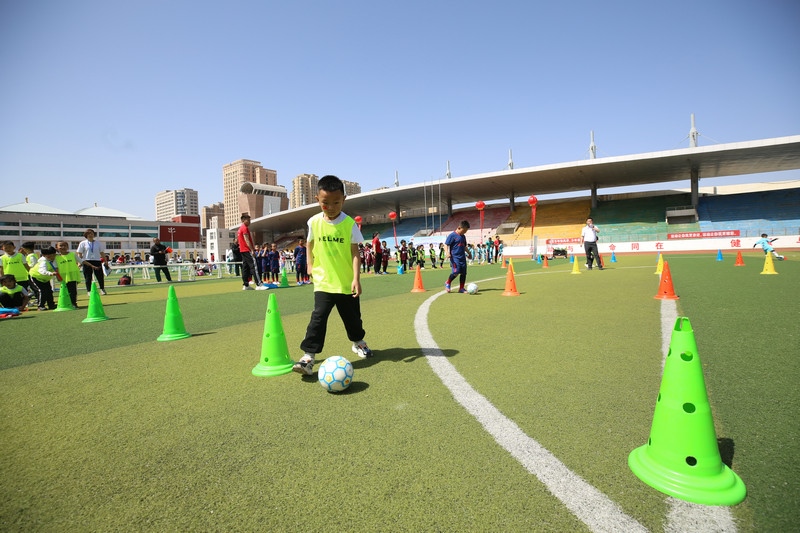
761;233;768;238
241;213;251;220
41;246;57;256
0;274;16;283
459;220;471;229
1;241;13;247
21;241;35;250
318;175;345;194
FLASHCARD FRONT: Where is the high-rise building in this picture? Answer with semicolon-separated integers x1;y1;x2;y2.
155;189;199;221
289;174;362;208
222;159;277;227
201;202;225;230
290;173;318;208
342;179;362;197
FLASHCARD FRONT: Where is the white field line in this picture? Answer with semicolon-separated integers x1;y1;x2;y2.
414;289;648;533
660;299;738;532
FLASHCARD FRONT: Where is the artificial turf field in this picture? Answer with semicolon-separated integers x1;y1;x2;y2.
1;252;797;532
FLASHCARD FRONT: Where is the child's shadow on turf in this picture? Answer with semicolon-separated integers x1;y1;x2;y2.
355;347;459;369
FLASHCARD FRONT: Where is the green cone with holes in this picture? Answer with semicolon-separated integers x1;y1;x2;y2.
251;293;294;377
628;316;746;505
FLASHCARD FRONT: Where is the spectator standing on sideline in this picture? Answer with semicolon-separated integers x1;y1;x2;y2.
580;217;603;270
231;242;242;276
371;232;382;275
237;214;268;291
294;238;308;284
293;175;373;376
150;237;172;282
76;229;107;294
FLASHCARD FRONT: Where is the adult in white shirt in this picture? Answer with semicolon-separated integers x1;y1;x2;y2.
76;228;107;294
580;218;603;270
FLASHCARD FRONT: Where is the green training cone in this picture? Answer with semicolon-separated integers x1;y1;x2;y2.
280;269;290;288
82;282;108;323
628;317;746;506
252;292;294;377
53;282;75;312
157;285;191;341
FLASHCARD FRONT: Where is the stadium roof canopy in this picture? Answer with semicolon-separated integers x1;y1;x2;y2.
245;135;800;236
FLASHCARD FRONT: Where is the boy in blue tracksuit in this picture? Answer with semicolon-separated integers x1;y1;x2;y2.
444;220;471;293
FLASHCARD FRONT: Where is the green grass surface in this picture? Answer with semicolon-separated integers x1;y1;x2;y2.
1;252;797;531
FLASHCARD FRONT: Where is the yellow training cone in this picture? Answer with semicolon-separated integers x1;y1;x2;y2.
571;255;582;274
655;253;664;275
760;253;778;275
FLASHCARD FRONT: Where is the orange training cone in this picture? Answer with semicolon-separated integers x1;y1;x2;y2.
157;285;191;341
542;255;549;268
252;292;294;377
628;317;746;505
411;264;426;292
501;256;507;269
654;261;679;300
760;253;778;275
734;251;745;267
502;259;520;296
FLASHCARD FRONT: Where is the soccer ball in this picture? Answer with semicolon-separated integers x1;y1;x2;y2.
317;356;354;393
466;283;479;294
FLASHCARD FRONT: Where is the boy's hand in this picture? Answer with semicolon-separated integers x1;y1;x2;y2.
351;280;362;297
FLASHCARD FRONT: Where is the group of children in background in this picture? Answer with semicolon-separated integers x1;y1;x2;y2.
0;240;86;312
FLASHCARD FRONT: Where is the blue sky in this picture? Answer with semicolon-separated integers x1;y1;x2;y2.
1;0;798;219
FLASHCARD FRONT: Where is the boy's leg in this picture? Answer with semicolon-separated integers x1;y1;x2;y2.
154;267;162;282
300;292;337;355
335;294;366;344
67;281;78;306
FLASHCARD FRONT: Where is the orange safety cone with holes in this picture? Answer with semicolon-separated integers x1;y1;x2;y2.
502;259;520;296
501;256;507;269
411;264;426;292
655;253;664;275
760;253;778;275
654;261;679;300
628;316;746;505
542;255;549;268
252;292;294;377
571;254;582;274
734;251;745;267
157;285;191;341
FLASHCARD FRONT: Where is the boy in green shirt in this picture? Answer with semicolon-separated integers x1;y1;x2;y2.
293;175;373;376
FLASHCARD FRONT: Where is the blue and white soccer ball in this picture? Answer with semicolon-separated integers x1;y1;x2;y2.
466;282;479;295
318;356;354;393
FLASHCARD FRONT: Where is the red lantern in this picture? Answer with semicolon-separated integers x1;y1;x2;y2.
388;211;398;246
528;195;538;251
475;201;485;241
354;215;362;230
